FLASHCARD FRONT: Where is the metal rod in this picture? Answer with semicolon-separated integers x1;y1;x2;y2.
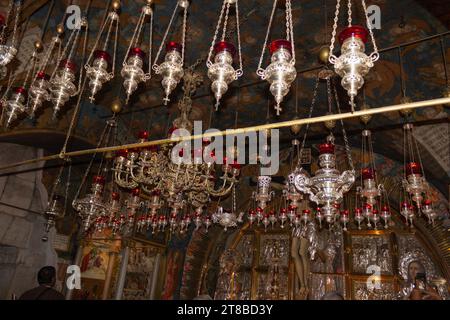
0;96;449;173
112;31;450;117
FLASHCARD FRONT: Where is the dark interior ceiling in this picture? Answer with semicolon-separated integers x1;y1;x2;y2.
0;0;449;198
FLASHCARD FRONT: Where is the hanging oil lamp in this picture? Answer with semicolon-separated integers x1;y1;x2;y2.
5;86;27;127
0;0;21;67
206;0;243;109
73;176;107;231
212;186;243;231
152;0;189;105
50;16;88;118
402;124;429;208
252;175;274;210
85;3;120;103
28;71;50;118
121;1;153;104
340;209;349;231
421;199;437;225
50;59;78;116
293;136;355;225
105;191;122;235
256;0;296;115
328;0;379;111
42;195;65;242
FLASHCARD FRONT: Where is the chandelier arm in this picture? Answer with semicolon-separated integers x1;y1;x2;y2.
235;0;243;76
361;0;379;61
152;2;179;70
208;181;234;198
207;0;226;67
332;78;355;171
328;0;341;63
256;0;278;77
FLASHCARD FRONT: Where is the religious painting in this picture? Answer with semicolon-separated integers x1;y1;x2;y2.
351;279;396;300
396;234;449;300
214;249;242;300
256;234;290;300
256;270;289;300
309;274;345;300
235;234;254;268
349;233;393;275
122;243;160;300
72;239;121;300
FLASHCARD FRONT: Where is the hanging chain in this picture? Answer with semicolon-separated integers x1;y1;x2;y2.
124;10;144;66
221;1;231;42
326;76;333;114
181;5;188;66
59;75;88;156
63;159;72;216
10;0;21;47
297;75;321;166
361;0;379;61
111;15;119;77
153;2;179;70
332;77;355;171
328;0;341;64
347;0;352;27
77;20;89;94
440;37;449;87
285;0;291;42
84;8;112;69
286;0;295;65
148;11;153;78
232;185;237;214
398;47;406;98
256;0;278;78
207;0;227;67
235;0;243;77
73;120;112;202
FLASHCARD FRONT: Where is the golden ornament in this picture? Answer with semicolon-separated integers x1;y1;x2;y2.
318;46;330;64
112;0;121;10
359;103;372;125
111;100;122;114
291;123;302;135
400;96;413;117
56;24;64;35
34;40;43;51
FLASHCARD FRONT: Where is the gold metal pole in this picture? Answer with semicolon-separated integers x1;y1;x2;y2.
0;96;449;172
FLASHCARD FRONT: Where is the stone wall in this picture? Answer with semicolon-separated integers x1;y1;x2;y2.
0;143;58;299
